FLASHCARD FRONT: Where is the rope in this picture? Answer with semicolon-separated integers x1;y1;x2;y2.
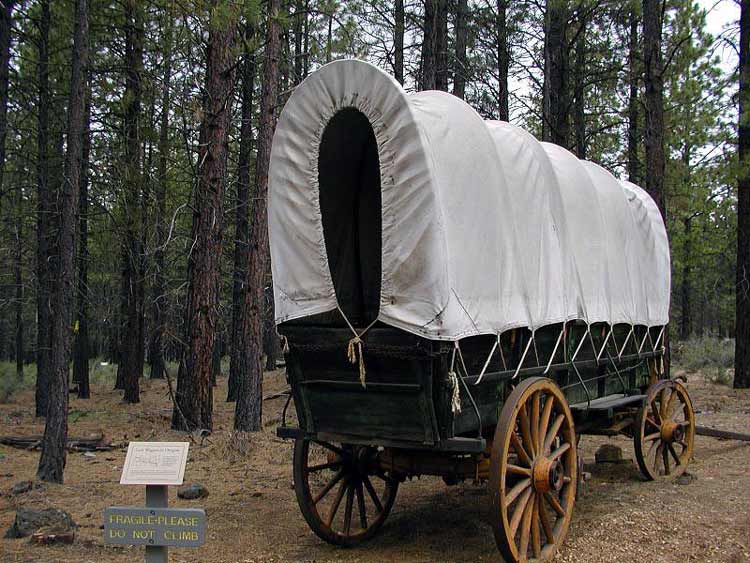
280;334;290;354
338;306;379;388
448;344;462;414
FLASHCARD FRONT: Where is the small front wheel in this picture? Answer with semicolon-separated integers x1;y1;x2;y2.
292;439;398;546
488;377;577;562
634;380;695;480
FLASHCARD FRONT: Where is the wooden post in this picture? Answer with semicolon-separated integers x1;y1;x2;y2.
145;485;168;563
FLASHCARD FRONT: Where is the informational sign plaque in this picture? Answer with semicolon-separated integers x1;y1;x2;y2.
104;507;206;547
120;442;189;486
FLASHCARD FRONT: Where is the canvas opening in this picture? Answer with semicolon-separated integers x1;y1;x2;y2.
318;108;382;327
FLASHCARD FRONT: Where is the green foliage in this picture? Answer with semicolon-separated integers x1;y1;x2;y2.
672;336;735;383
0;362;35;403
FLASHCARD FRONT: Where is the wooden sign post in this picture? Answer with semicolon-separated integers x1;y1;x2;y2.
104;442;204;562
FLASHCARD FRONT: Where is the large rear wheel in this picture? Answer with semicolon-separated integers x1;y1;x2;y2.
292;439;398;546
489;377;577;562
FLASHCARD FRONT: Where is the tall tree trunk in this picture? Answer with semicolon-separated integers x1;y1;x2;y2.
73;100;91;399
229;29;255;402
642;0;666;218
435;0;448;91
496;0;509;121
420;0;436;90
735;0;750;388
35;0;51;418
234;0;282;431
543;0;570;146
120;0;144;403
394;0;404;85
572;21;586;158
172;3;238;431
453;0;468;98
680;216;692;340
627;5;640;185
294;0;303;84
37;0;88;484
303;0;309;78
0;0;13;197
326;7;332;63
150;7;173;381
14;188;23;379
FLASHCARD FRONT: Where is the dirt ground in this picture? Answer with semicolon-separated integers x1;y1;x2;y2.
1;367;749;563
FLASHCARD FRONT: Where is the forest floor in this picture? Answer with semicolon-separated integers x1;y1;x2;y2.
1;365;750;563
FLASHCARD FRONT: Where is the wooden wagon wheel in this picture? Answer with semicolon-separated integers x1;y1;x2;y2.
292;438;398;546
489;377;577;562
634;380;695;481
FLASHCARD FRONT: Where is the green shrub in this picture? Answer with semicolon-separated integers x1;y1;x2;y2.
672;336;734;379
0;361;35;403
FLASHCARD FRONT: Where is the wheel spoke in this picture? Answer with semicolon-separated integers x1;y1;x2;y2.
519;493;534;558
356;481;367;530
362;475;383;513
531;495;542;558
313;469;345;505
652;443;663;474
662;445;671;475
531;391;541;453
509;487;533;537
539;396;555;452
659;389;668;419
543;414;565;454
650;401;661;424
511;432;532;467
307;460;342;473
646;416;661;430
343;484;354;535
668;443;681;466
665;389;677;418
505;478;531;508
519;403;536;458
549;441;570;462
643;431;660;442
317;441;345;457
544;491;565;517
325;477;349;527
538;497;555;544
507;463;532;477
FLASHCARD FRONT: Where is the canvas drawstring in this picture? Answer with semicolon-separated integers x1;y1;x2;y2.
338;306;378;388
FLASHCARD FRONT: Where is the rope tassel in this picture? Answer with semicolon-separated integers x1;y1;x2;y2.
347;336;367;388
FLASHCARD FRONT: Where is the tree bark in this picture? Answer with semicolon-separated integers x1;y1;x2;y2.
420;0;435;90
680;216;692;340
229;26;255;402
38;0;88;484
120;0;144;404
0;0;13;198
735;0;750;388
234;0;282;431
642;0;666;218
435;0;448;91
149;6;174;381
543;0;570;146
627;6;640;185
453;0;468;99
173;2;238;431
394;0;404;85
572;20;586;158
73;99;91;399
35;0;51;418
294;0;304;84
496;0;509;121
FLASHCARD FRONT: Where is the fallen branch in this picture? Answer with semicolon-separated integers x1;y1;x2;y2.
263;389;290;401
0;433;121;452
695;425;750;442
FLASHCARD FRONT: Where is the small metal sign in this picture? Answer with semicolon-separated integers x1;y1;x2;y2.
103;507;206;548
120;442;190;486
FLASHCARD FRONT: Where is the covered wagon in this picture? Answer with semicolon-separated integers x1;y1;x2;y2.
269;60;693;562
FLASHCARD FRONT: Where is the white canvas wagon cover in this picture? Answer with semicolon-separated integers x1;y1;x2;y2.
268;59;670;341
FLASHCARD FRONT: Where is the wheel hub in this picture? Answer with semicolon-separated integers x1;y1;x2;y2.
660;420;682;443
532;456;563;493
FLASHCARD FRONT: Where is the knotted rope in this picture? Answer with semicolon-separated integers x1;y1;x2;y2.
338;306;378;388
448;343;462;414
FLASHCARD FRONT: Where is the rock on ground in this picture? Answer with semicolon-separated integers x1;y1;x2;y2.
178;483;209;500
4;508;77;539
